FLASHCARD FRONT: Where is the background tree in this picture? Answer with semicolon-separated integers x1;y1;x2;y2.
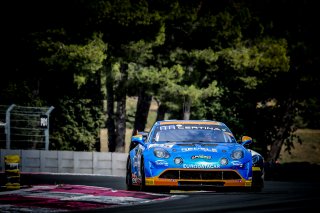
96;0;165;151
34;30;107;150
1;0;319;164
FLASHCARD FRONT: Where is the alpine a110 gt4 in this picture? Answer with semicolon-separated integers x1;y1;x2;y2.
126;120;264;192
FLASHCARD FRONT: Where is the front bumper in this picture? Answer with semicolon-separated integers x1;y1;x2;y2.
145;169;252;188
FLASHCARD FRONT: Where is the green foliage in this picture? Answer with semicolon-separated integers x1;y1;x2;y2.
50;98;104;151
37;31;107;89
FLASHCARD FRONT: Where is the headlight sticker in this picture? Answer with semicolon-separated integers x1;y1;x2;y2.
231;161;243;166
155;160;169;166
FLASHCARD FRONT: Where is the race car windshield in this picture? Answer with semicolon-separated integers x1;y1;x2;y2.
153;128;235;143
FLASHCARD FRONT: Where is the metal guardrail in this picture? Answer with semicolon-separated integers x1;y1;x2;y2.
0;149;127;177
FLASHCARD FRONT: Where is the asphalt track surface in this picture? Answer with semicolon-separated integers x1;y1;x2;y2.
0;173;319;212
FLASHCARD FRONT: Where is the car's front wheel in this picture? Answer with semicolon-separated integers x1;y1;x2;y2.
251;170;264;192
139;157;149;191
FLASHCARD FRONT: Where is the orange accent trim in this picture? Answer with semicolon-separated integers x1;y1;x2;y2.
159;121;221;125
145;177;251;187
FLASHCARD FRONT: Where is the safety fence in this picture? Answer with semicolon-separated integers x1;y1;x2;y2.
0;105;54;150
0;149;128;177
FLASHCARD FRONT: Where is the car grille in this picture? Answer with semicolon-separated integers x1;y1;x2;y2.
179;181;224;187
159;170;241;180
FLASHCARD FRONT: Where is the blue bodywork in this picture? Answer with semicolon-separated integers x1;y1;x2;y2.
126;120;263;191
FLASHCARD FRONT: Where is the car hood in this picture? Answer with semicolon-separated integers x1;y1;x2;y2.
148;141;244;154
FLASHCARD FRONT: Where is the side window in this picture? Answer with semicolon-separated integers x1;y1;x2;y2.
150;130;160;142
141;133;148;141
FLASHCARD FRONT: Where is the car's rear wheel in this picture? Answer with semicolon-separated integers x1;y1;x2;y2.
126;157;135;191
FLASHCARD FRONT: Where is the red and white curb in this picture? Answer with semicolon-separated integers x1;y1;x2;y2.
0;185;184;212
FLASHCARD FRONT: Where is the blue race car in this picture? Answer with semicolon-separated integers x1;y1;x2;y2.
126;120;264;192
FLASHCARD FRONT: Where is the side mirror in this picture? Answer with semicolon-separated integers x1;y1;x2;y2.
138;131;148;140
241;136;252;146
131;135;146;148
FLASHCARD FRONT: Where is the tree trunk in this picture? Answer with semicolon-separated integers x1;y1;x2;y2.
115;95;126;152
156;103;166;121
115;63;128;152
106;66;116;152
267;100;295;162
267;130;285;162
132;89;152;135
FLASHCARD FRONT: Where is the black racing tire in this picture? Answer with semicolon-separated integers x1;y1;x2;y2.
251;171;264;192
139;157;148;191
126;157;135;191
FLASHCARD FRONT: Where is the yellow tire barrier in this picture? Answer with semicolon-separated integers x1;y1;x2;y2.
4;155;21;190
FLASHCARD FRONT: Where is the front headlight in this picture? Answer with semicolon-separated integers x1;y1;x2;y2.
231;150;244;160
153;148;170;158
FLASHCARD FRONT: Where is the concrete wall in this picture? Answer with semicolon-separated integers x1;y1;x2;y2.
0;149;128;177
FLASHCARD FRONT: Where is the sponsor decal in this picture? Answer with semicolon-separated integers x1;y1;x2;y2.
160;125;176;130
155;160;169;166
160;124;227;131
183;164;220;169
149;143;175;148
231;161;243;166
132;174;139;184
176;125;219;130
145;179;155;185
191;155;212;160
181;147;217;152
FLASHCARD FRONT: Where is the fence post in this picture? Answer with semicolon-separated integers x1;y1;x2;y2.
5;104;15;149
44;106;55;150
